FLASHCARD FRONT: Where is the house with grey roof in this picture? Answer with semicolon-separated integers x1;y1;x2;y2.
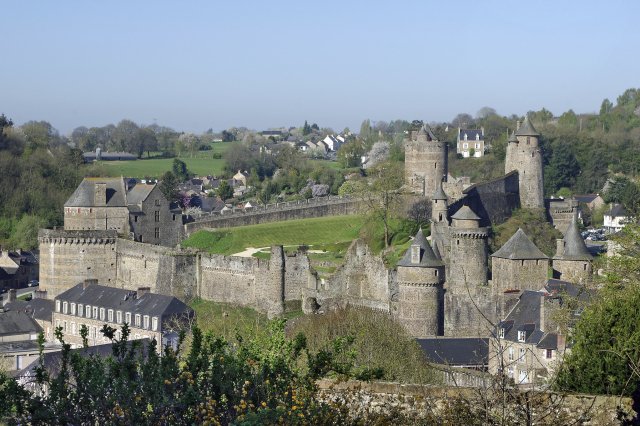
604;203;627;234
64;178;182;247
457;127;486;158
0;249;38;291
52;280;193;353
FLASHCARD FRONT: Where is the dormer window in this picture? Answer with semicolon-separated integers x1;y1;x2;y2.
518;330;526;342
62;302;68;314
55;300;61;313
499;328;505;339
464;133;468;141
411;245;420;264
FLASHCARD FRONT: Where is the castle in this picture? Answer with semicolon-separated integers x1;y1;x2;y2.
37;117;594;341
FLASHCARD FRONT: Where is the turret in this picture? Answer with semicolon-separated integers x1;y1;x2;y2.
552;217;593;282
505;116;544;209
447;205;489;289
504;130;518;174
431;180;448;223
396;228;445;337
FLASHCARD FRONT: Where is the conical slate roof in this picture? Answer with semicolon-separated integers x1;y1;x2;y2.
397;228;444;268
508;130;518;143
514;116;540;137
451;205;481;221
557;217;592;260
491;228;548;260
416;124;437;141
432;180;448;200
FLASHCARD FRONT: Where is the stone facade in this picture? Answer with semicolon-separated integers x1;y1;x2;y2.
129;184;182;247
504;118;544;209
404;126;448;196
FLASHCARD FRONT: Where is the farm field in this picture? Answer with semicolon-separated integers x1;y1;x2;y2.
97;142;238;178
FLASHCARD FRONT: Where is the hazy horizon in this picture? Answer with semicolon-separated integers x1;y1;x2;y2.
2;1;639;135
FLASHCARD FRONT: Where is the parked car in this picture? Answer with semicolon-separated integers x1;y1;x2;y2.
27;280;38;287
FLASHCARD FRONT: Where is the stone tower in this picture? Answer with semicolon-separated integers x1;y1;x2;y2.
404;125;448;196
430;180;450;263
396;229;445;337
552;217;593;282
444;205;494;336
491;228;549;293
505;117;544;209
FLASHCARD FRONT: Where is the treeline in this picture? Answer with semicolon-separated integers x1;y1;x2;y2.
0;117;84;249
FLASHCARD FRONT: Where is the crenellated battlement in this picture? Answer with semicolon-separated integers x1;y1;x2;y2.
38;229;117;245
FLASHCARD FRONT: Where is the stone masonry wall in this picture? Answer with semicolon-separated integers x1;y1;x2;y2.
38;229;118;298
491;257;549;293
185;196;360;235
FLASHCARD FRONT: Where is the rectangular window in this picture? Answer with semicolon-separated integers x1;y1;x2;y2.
154;211;160;222
519;348;526;363
517;330;526;342
125;312;131;324
155;199;160;206
108;309;114;322
508;347;514;362
498;328;505;339
55;300;61;313
143;315;150;329
70;303;76;316
63;321;67;333
154;227;160;238
135;314;141;327
100;308;105;321
62;302;68;314
93;307;98;319
546;349;553;359
86;305;92;318
71;322;76;335
152;317;158;331
78;304;83;316
116;311;122;324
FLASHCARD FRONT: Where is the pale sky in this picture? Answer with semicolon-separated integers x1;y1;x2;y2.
2;1;639;134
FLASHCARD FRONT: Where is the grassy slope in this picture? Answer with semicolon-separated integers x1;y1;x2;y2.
98;142;237;178
182;215;366;255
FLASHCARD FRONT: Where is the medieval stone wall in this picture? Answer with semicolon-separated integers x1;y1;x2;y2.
64;206;129;234
491;257;549;293
38;229;118;299
552;259;592;283
184;196;360;235
404;140;448;196
546;198;577;235
397;265;443;337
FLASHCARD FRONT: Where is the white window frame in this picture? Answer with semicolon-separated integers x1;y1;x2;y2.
135;314;141;327
78;304;83;316
70;303;76;316
519;348;526;363
508;347;514;362
62;302;68;314
125;312;131;325
152;317;158;331
517;330;526;342
108;309;114;323
116;310;122;324
498;328;505;339
86;305;92;318
71;322;76;335
93;306;98;319
99;308;105;321
55;300;61;313
143;315;149;330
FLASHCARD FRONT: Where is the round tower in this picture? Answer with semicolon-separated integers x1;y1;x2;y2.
447;205;489;291
396;228;445;337
552;217;593;282
430;180;449;263
404;125;448;196
511;117;544;209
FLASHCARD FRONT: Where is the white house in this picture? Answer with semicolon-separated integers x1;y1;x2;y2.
604;204;627;234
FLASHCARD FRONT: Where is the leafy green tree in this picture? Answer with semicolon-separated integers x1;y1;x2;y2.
8;215;47;250
216;179;233;201
337;140;364;168
557;224;640;396
361;161;404;248
159;171;179;202
172;159;189;181
544;142;580;195
490;208;562;257
302;120;311;136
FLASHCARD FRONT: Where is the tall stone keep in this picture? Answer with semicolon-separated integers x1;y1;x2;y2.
404;125;448;196
444;205;493;336
505;117;544;209
396;229;445;337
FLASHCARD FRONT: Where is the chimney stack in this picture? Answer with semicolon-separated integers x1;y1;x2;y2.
137;287;151;298
94;183;107;206
34;290;48;300
6;289;16;304
83;279;98;290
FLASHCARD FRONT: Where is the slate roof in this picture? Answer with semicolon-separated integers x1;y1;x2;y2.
498;290;543;344
491;228;548;260
0;310;42;336
606;203;626;218
432;180;448;200
416;125;437;141
397;229;444;268
573;194;599;204
417;338;489;367
64;178;128;207
514;116;540;137
458;129;484;141
4;299;55;323
556;217;592;260
451;205;481;221
508;130;518;143
126;183;155;206
56;283;193;321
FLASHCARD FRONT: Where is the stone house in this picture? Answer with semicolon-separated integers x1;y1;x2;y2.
573;194;605;211
64;178;182;247
52;280;194;352
0;249;38;290
457;127;485;158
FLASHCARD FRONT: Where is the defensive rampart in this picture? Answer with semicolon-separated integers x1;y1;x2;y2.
184;196;361;234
